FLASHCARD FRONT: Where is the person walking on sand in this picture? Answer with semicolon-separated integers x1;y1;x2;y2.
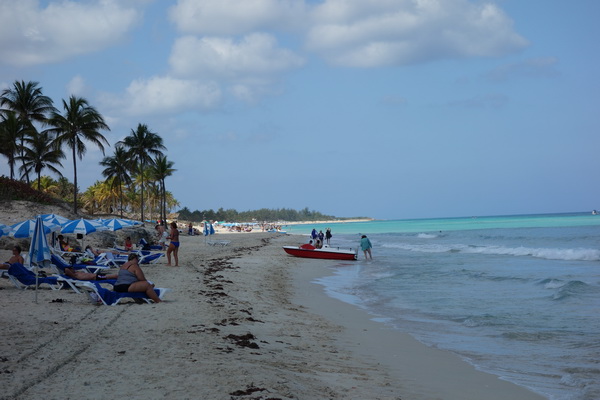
360;235;373;260
166;221;180;266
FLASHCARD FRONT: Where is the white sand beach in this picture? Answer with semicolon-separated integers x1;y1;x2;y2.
0;202;546;400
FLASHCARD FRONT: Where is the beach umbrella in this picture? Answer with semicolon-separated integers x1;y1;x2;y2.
9;219;59;238
0;224;10;238
38;213;70;226
101;218;136;232
61;218;108;235
28;216;52;303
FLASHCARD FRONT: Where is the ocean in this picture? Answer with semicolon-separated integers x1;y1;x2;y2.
287;213;600;400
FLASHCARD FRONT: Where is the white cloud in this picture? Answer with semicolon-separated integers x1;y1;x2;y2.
66;75;86;97
169;33;304;103
169;0;307;35
99;76;222;116
0;0;140;67
170;34;305;79
306;0;528;67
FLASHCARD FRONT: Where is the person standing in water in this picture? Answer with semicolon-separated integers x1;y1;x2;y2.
360;235;373;260
325;228;332;246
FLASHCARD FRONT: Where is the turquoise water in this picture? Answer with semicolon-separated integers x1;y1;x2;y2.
289;213;600;400
287;212;600;235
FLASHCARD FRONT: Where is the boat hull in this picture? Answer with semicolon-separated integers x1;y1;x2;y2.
283;246;357;261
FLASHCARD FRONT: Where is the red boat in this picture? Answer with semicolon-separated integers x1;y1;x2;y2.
282;245;358;261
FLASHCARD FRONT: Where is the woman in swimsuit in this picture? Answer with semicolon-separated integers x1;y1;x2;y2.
114;253;162;303
166;221;180;267
1;245;25;269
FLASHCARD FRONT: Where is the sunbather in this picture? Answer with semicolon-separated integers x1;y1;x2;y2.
64;266;117;281
114;253;162;303
124;237;133;251
1;245;25;269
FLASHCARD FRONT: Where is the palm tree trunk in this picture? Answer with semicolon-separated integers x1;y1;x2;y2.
72;144;78;215
140;165;145;223
19;137;30;184
119;183;124;218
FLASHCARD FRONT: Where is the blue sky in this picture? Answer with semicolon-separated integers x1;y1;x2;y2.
1;0;598;220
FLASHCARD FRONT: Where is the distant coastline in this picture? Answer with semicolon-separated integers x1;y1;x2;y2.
284;218;374;226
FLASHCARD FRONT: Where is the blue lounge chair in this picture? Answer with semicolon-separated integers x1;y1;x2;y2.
74;281;170;305
50;254;110;274
7;263;60;290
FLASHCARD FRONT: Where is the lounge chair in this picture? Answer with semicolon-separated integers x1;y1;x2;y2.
50;254;110;275
110;249;164;264
74;281;170;306
6;263;60;290
54;275;117;293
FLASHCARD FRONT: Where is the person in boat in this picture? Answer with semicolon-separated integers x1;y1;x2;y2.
300;240;316;250
360;235;373;260
315;239;323;249
114;253;162;303
1;245;24;269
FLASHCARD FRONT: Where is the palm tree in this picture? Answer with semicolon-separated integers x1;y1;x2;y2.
18;129;65;191
118;124;166;222
151;154;176;223
0;112;26;179
100;145;132;218
35;175;60;196
48;95;110;214
0;80;55;183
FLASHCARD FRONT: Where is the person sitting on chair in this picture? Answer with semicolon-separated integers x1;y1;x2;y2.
114;253;162;303
1;245;24;269
124;237;133;251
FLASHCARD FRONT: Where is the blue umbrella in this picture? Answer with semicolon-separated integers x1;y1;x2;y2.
101;218;136;232
0;224;10;238
61;218;108;235
28;216;51;303
203;222;215;241
9;219;58;238
38;213;70;226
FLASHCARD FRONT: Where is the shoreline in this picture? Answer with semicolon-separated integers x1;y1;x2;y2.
1;225;545;399
290;252;547;400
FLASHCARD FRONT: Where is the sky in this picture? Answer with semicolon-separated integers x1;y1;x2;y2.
0;0;598;220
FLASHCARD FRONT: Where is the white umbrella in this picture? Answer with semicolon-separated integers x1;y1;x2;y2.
61;218;109;250
100;218;137;232
10;219;60;238
61;218;108;235
38;213;70;226
28;217;52;303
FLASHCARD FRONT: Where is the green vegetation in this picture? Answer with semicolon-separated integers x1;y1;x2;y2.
0;80;176;220
178;207;337;223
